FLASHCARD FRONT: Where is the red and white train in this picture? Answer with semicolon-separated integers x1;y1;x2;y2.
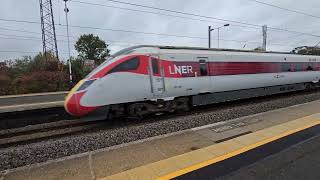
64;45;320;117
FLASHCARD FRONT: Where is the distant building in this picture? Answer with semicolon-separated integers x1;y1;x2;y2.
84;59;95;70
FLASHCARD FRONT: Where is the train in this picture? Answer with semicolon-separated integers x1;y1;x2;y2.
64;45;320;118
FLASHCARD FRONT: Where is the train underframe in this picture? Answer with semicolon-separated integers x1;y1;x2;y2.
105;82;320;119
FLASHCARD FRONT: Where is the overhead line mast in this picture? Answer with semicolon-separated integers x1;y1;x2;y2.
39;0;59;60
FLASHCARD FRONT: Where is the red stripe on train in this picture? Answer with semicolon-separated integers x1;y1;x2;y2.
89;54;320;79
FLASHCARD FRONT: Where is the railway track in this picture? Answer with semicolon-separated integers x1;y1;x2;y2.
0;119;107;148
1;89;320;170
0;107;74;130
0;89;319;149
1;88;319;131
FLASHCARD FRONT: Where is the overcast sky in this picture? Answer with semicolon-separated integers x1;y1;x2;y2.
0;0;320;61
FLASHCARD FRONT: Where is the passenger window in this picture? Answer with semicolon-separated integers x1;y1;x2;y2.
306;63;314;71
151;58;159;74
295;63;303;71
281;63;291;72
199;60;208;76
108;57;140;74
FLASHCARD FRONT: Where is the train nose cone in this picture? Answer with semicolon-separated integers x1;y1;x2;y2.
65;91;97;117
64;80;97;117
65;92;84;116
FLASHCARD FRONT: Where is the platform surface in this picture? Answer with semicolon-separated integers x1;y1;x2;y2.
2;100;320;180
221;134;320;180
0;92;66;113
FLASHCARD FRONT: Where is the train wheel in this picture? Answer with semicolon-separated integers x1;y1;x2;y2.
174;97;190;112
127;103;152;119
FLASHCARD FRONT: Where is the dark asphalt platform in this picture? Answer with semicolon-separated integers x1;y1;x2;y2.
220;134;320;180
176;125;320;180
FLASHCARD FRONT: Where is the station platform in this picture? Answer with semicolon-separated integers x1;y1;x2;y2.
0;92;66;113
2;100;320;180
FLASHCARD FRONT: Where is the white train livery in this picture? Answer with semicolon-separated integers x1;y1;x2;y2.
65;45;320;117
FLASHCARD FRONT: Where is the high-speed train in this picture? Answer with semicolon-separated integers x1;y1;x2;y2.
64;45;320;117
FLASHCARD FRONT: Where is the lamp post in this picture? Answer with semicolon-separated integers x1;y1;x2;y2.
63;0;73;84
208;26;213;48
208;24;230;48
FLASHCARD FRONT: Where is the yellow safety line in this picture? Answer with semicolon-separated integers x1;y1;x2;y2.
157;120;320;180
0;101;64;110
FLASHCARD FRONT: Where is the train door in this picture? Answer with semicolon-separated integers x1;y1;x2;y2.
149;56;165;96
197;57;211;92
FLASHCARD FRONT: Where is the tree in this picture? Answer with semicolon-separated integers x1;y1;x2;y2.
31;52;61;72
67;57;91;83
0;62;11;95
4;52;69;95
292;46;320;55
6;56;32;79
74;34;110;65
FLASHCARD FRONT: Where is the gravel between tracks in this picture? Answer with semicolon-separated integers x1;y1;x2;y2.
1;90;320;170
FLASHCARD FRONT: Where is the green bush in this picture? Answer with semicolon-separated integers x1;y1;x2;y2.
0;42;109;95
12;71;68;94
0;73;11;95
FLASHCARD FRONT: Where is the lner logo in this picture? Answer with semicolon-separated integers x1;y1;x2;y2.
169;64;193;75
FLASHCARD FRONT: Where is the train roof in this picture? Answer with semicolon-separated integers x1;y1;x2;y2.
110;45;320;57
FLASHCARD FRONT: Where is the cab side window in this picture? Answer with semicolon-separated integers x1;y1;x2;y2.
108;57;140;74
151;58;159;74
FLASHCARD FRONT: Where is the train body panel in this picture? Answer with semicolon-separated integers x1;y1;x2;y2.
211;71;319;93
81;73;152;106
64;45;320;117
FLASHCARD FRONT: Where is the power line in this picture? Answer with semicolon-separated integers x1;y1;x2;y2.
58;1;316;48
0;33;71;42
57;24;267;44
0;20;311;49
0;27;41;35
61;24;208;39
0;15;319;40
102;0;320;37
1;1;317;38
72;0;320;42
0;28;138;44
103;0;260;27
0;50;72;55
0;17;256;41
0;29;299;48
0;36;42;42
0;33;42;40
0;27;73;38
0;19;312;49
0;32;138;47
71;0;260;30
0;18;39;24
61;24;301;47
0;22;310;48
248;0;320;19
0;50;40;54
